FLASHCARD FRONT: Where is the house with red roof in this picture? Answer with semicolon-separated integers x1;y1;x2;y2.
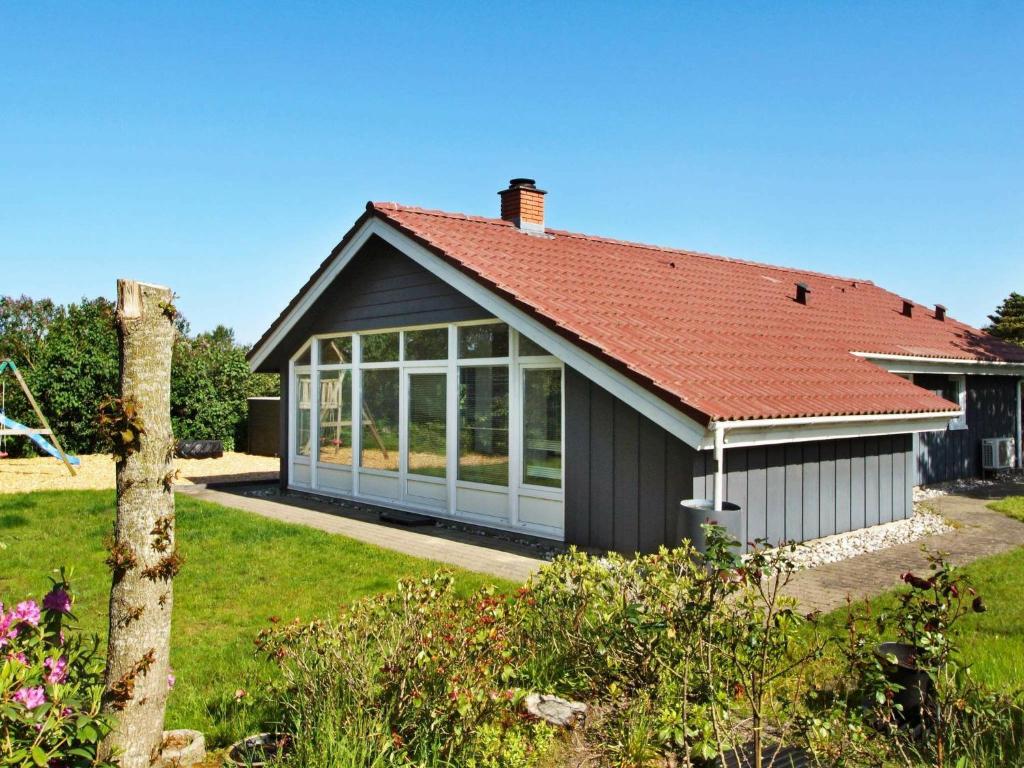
248;179;1024;552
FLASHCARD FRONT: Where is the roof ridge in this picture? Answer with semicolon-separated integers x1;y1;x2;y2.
370;201;875;286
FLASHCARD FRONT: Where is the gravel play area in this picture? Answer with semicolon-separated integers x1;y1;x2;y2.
0;452;279;494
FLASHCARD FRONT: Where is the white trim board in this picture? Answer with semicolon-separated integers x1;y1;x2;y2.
854;352;1024;377
702;413;957;450
250;216;710;448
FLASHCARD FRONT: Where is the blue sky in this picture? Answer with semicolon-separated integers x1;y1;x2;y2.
2;2;1021;344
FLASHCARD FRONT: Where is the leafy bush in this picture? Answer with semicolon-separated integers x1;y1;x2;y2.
0;571;114;767
256;573;554;767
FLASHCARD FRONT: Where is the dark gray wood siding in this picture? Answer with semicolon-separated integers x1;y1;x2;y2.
914;375;1019;484
260;235;491;372
564;367;696;553
693;434;914;546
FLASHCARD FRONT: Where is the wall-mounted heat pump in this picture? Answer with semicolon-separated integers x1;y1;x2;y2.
982;437;1016;471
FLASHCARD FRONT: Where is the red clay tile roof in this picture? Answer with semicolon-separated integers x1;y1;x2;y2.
362;202;1024;423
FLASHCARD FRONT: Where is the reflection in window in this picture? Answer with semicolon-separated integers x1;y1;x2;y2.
459;366;509;486
319;336;352;365
360;369;399;471
518;335;552;357
523;369;562;488
294;345;312;366
404;327;449;361
295;373;311;457
408;373;447;477
361;332;400;363
458;323;509;359
318;370;353;464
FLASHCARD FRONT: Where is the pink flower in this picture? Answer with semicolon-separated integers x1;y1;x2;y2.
43;589;72;615
14;601;40;627
13;686;46;709
0;612;15;648
8;652;28;665
44;656;68;684
167;671;176;690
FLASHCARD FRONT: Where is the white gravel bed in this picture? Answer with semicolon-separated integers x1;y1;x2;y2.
760;506;953;570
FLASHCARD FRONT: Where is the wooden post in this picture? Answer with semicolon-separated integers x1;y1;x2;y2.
99;280;177;767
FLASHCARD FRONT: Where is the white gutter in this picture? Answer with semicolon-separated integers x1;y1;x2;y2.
713;422;725;512
852;352;1024;368
711;410;960;430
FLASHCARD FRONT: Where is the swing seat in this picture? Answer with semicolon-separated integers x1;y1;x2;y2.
0;452;8;459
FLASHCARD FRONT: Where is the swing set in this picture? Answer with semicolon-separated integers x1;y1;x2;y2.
0;358;79;476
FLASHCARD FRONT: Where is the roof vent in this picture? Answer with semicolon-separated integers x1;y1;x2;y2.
902;300;914;318
795;282;810;305
935;304;947;321
498;178;546;235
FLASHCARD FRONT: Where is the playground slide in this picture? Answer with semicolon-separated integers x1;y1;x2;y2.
0;413;81;465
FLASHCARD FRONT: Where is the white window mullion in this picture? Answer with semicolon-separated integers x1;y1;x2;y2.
509;331;521;527
287;359;296;477
352;334;362;498
447;325;458;518
398;364;409;496
310;340;320;490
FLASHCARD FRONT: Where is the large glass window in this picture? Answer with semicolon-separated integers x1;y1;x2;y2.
408;373;447;477
405;328;448;361
319;336;352;365
458;366;509;485
356;370;395;473
318;370;353;464
518;335;552;357
295;373;311;457
523;369;562;488
360;369;400;471
362;332;400;363
458;323;509;359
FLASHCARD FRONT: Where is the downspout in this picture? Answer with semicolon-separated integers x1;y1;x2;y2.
713;422;726;512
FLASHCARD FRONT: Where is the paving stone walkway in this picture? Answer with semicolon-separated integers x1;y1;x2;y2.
179;482;1024;610
781;486;1024;613
177;485;547;582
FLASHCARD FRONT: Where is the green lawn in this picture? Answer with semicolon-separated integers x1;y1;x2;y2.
821;539;1024;689
0;490;510;745
990;495;1024;524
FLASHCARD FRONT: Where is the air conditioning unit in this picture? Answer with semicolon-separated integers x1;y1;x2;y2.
982;437;1016;471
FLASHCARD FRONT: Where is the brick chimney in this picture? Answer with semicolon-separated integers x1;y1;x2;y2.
499;178;546;234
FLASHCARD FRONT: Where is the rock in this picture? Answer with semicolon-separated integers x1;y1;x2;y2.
524;693;588;727
156;729;205;767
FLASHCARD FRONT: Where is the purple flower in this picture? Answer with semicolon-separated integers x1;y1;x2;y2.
14;601;41;627
0;611;16;647
43;589;72;615
44;656;68;684
8;652;28;665
13;686;46;709
167;671;176;690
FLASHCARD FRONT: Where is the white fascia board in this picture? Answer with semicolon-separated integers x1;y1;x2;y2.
248;216;710;448
248;222;379;372
370;222;709;448
699;412;958;450
853;352;1024;377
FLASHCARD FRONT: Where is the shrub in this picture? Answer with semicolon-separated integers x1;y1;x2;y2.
0;570;114;767
256;573;554;767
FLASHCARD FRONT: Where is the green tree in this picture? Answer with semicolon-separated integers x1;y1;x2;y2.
986;292;1024;346
0;295;62;371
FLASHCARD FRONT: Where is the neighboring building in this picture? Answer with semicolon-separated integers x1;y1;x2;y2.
248;179;1024;553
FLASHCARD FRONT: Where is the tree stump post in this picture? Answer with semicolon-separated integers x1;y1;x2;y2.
100;280;178;767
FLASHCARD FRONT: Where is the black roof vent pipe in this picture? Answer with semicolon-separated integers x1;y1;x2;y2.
795;282;810;305
935;304;947;321
902;300;914;318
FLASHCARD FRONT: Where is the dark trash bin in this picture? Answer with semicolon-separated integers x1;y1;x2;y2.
678;498;742;553
874;642;933;730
